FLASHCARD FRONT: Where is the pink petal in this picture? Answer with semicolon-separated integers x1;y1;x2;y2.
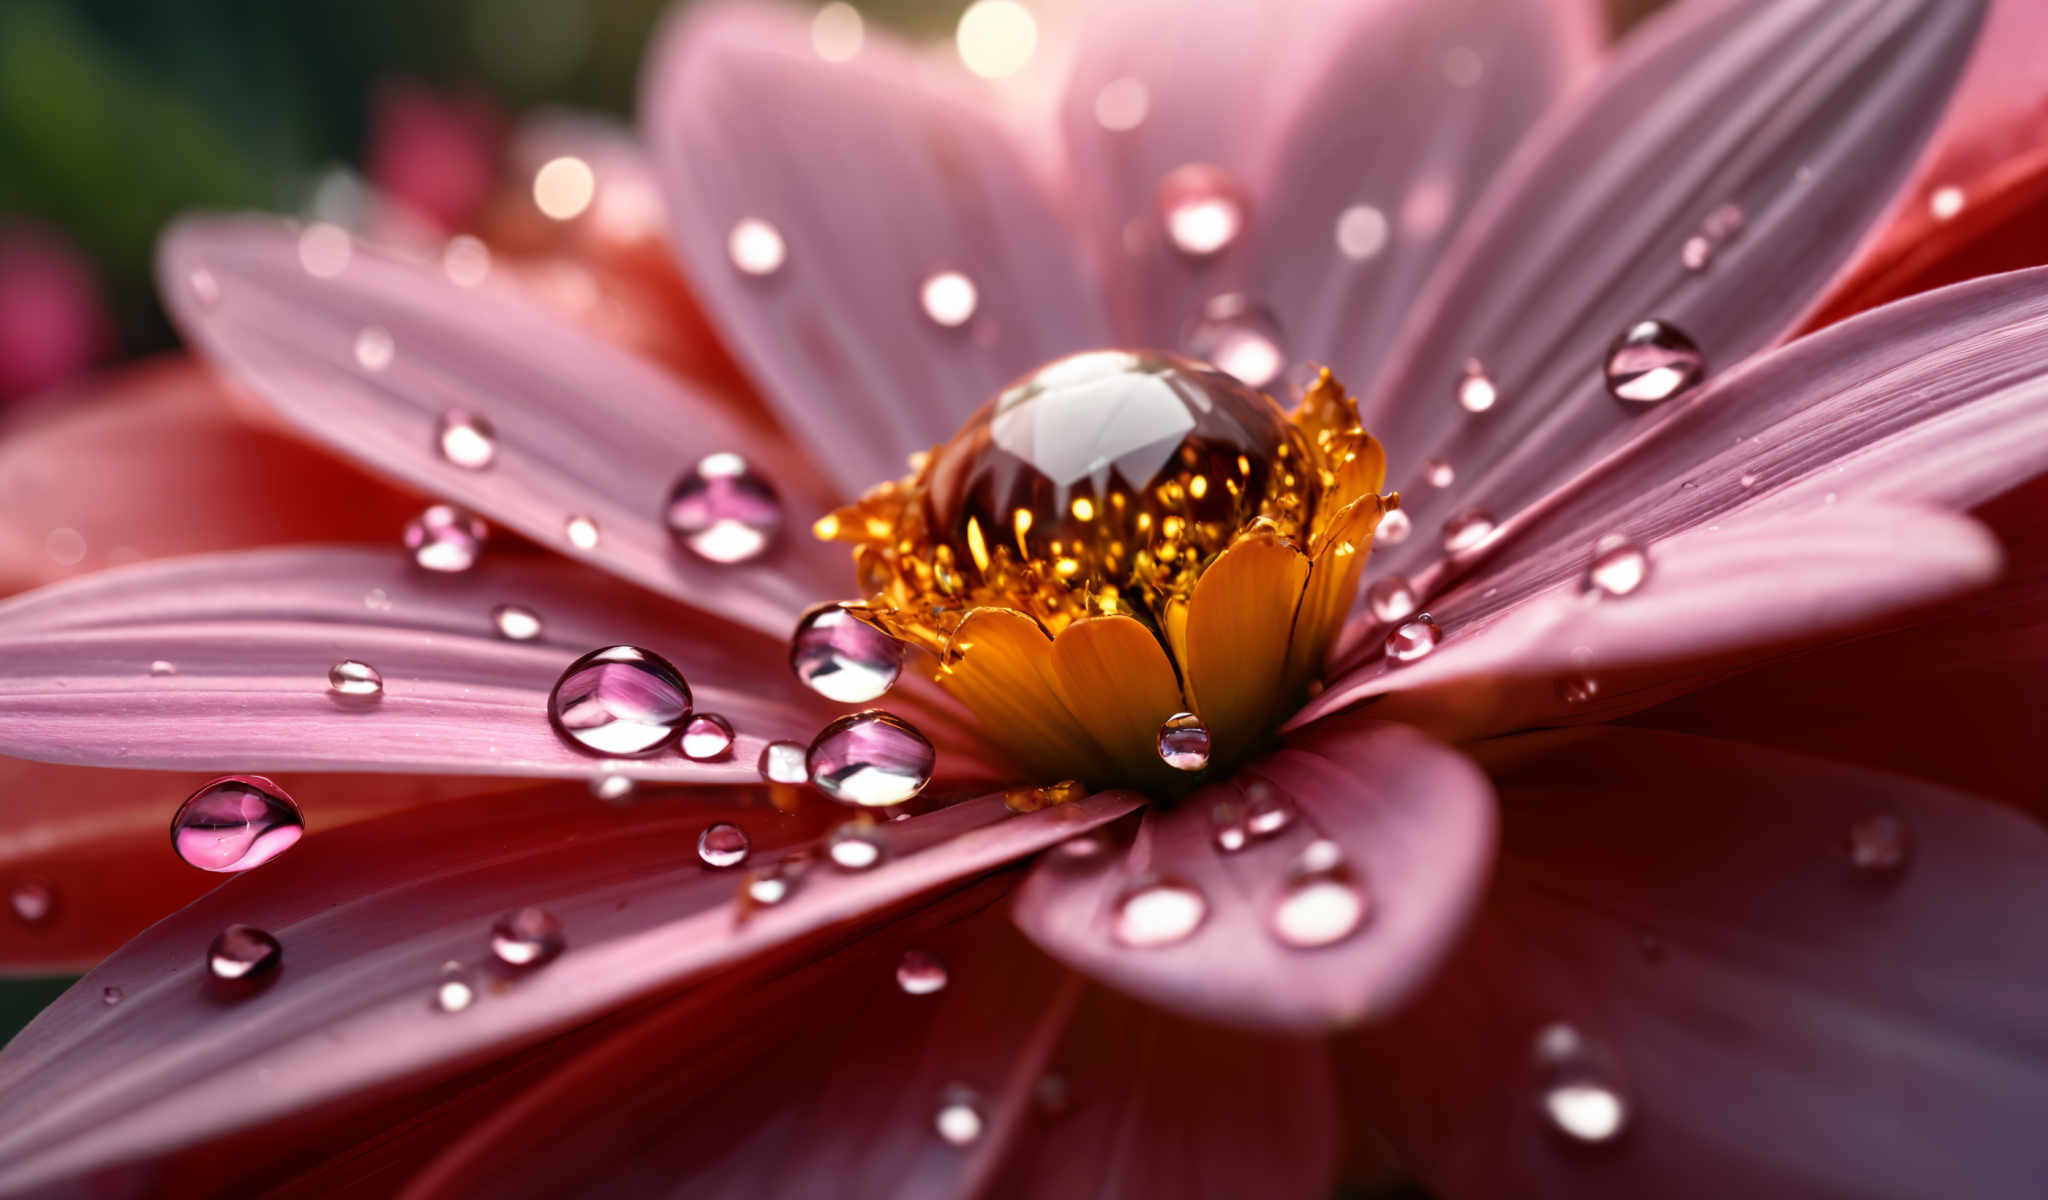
1302;504;1999;739
640;4;1111;497
1363;0;1985;585
0;783;1144;1191
157;216;842;638
1349;726;2048;1198
1014;716;1494;1034
0;547;861;781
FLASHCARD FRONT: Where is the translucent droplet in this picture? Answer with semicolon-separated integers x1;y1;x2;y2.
897;948;948;995
1365;575;1417;623
206;925;283;982
404;504;487;573
791;604;904;703
187;267;221;307
1112;877;1207;947
1680;235;1713;272
1424;458;1455;488
435;410;498;470
171;775;305;873
1053;831;1109;864
1181;293;1285;389
363;587;392;611
563;514;600;550
807;711;935;808
328;659;384;699
920;270;980;329
1157;163;1246;258
1335;203;1389;260
589;770;636;803
1702;202;1744;241
679;712;735;761
548;645;692;757
1535;1024;1630;1144
827;823;885;871
934;1087;985;1145
666;452;782;563
1094;76;1149;131
102;986;124;1007
297;223;351;278
1604;319;1705;407
489;907;565;968
1210;800;1248;853
354;326;395;372
1847;813;1911;876
727;217;787;276
1271;839;1369;948
1242;779;1293;839
491;603;543;641
1441;509;1496;555
9;881;54;925
149;659;177;677
757;739;809;785
697;822;751;869
1584;534;1649;597
1557;675;1600;705
1156;712;1211;771
1739;471;1759;489
433;965;476;1013
1384;614;1442;664
1377;507;1412;545
1456;360;1497;413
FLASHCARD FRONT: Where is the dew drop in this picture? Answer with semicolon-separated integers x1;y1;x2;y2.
827;823;885;870
489;907;565;968
1156;711;1211;772
1157;163;1247;258
1242;780;1293;839
679;712;735;761
363;587;392;611
1441;509;1496;555
697;822;751;869
589;770;636;803
433;965;476;1013
1680;235;1713;272
1271;839;1370;948
442;235;490;287
1929;185;1965;221
491;603;543;641
1535;1024;1630;1144
791;604;905;703
548;645;692;756
206;925;283;981
1365;575;1417;623
1180;293;1285;389
666;452;782;564
1847;813;1911;876
9;881;54;926
1094;76;1149;132
102;986;124;1007
171;775;305;873
744;857;807;906
404;504;487;573
353;325;395;372
728;217;787;276
757;739;809;785
1423;458;1454;488
533;155;596;221
1210;800;1248;853
1112;877;1207;947
1739;471;1759;489
1377;507;1412;545
297;223;351;278
919;270;980;328
563;514;600;550
807;711;935;808
328;659;384;699
934;1087;985;1146
1584;534;1649;597
150;659;177;677
1384;613;1441;664
1335;203;1390;261
1456;360;1498;413
1604;319;1705;407
435;409;498;470
897;948;948;995
187;267;221;307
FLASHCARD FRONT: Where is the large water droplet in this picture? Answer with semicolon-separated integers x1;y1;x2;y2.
1365;575;1417;623
1847;813;1910;876
1271;840;1369;948
1604;320;1704;407
491;603;543;641
490;907;565;968
919;270;980;328
1157;164;1246;258
728;217;787;276
897;948;948;995
827;823;885;870
1113;877;1207;947
170;775;304;873
1456;360;1497;413
666;452;782;564
436;410;498;470
791;605;904;703
1441;509;1496;555
404;504;487;573
757;739;809;785
697;822;751;869
807;711;935;808
679;712;735;761
1534;1023;1630;1144
1181;293;1285;389
548;645;692;757
9;880;54;925
934;1087;985;1146
328;659;384;699
207;925;283;981
1584;534;1649;597
1384;614;1441;664
1156;712;1211;771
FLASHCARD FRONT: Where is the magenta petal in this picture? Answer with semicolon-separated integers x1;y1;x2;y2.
157;216;842;637
1014;717;1494;1033
640;4;1111;497
0;785;1144;1192
1365;0;1985;583
1351;727;2048;1198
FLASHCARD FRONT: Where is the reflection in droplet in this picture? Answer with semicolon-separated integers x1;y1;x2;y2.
1365;575;1417;624
171;775;305;873
1271;839;1369;948
489;907;565;968
1604;319;1705;407
757;739;809;785
1156;712;1211;772
1242;780;1293;839
405;504;488;573
589;770;636;804
1377;507;1412;545
1158;163;1247;258
548;645;692;756
744;857;807;906
1535;1023;1630;1144
920;270;979;329
207;925;283;982
1384;614;1441;664
1181;293;1285;389
150;660;177;677
697;822;751;869
1584;534;1649;597
679;712;735;761
897;948;948;995
791;604;905;704
1441;509;1496;555
1847;813;1911;876
328;659;384;699
1456;360;1497;413
667;452;782;564
491;603;543;641
435;409;498;470
102;986;124;1007
728;217;787;276
1113;877;1207;947
807;711;935;807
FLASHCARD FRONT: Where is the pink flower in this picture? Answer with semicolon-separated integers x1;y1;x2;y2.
4;0;2048;1195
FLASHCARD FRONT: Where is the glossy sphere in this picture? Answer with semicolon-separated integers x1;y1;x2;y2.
666;453;782;564
548;645;693;757
790;604;904;703
806;711;935;808
1604;319;1705;406
170;775;304;873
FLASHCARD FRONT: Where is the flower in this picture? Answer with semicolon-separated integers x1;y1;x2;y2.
4;0;2048;1195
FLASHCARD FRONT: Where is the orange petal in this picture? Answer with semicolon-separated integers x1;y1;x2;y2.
1184;532;1311;765
936;607;1118;783
1048;615;1187;788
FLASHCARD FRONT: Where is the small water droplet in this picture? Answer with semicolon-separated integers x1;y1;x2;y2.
1535;1023;1630;1144
435;410;498;470
1604;319;1704;407
8;880;53;925
489;907;565;968
1377;507;1412;545
363;587;392;611
758;739;809;785
1557;675;1600;705
404;504;487;573
791;605;904;703
353;326;394;372
807;712;935;807
827;823;885;870
1384;613;1442;664
743;857;807;906
919;270;980;328
548;645;692;756
728;217;787;276
297;223;351;278
442;235;491;287
1112;877;1207;947
1680;234;1713;272
171;775;304;873
1094;75;1149;131
666;452;782;564
1241;780;1292;839
1702;202;1744;241
1365;575;1417;623
935;1087;984;1146
1929;185;1965;221
563;514;600;550
1157;163;1246;258
589;770;636;803
1584;534;1649;597
1156;712;1211;771
1456;360;1497;413
1739;471;1759;489
1271;839;1369;948
101;986;124;1007
432;964;476;1013
207;925;283;981
1181;293;1285;389
1423;458;1454;488
1847;813;1910;876
897;948;948;995
187;267;221;307
696;822;751;869
1441;509;1495;555
1053;831;1108;863
491;603;543;641
1335;203;1389;261
1210;800;1248;852
679;712;735;761
150;659;177;677
328;659;384;699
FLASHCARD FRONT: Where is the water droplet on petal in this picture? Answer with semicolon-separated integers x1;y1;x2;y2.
102;986;124;1006
934;1087;985;1145
1584;534;1649;597
1094;76;1149;131
435;410;498;470
679;712;735;761
1604;319;1704;407
1929;185;1965;221
1181;293;1286;389
728;217;787;276
1441;509;1495;555
150;659;177;677
666;452;782;564
696;822;751;869
489;907;565;967
491;603;543;641
171;775;305;873
1210;800;1248;853
1156;712;1211;771
1113;877;1207;947
1377;507;1412;545
1456;360;1497;413
919;270;979;328
1242;779;1293;839
1365;575;1417;623
404;504;487;573
758;739;809;785
1739;471;1759;489
589;770;637;803
744;856;808;906
1272;839;1369;948
1680;235;1713;272
1847;813;1911;876
364;587;392;612
187;267;221;307
9;881;54;925
1535;1023;1630;1144
827;823;885;870
1335;203;1389;260
791;605;905;703
1158;163;1246;258
442;235;490;287
207;925;283;981
1384;613;1441;664
897;948;948;995
807;711;935;807
328;659;384;699
354;325;395;372
563;514;600;550
1702;202;1744;241
1424;458;1454;488
297;223;351;278
548;645;692;756
433;964;476;1012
